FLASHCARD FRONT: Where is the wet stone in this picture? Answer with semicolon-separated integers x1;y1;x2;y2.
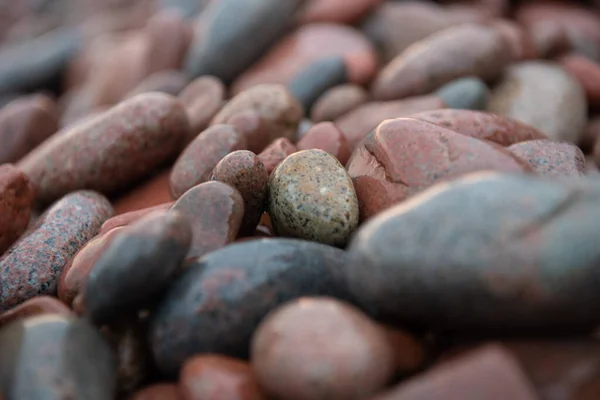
0;191;113;311
508;140;585;178
0;164;35;255
0;296;73;329
435;77;490;111
311;84;369;123
258;138;298;175
149;238;351;376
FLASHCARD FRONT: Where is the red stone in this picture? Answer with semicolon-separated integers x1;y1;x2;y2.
508;140;585;177
226;112;271;154
297;122;351;165
178;75;226;142
298;0;382;24
311;84;369;123
101;202;173;234
257;138;298;175
0;164;35;255
113;169;173;215
144;9;191;76
558;53;600;109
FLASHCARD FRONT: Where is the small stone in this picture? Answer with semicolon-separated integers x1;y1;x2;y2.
258;138;298;175
0;191;113;311
113;169;173;215
558;53;600;109
311;84;369;123
170;181;244;259
297;122;351;165
298;0;381;24
101;203;173;234
212;84;303;144
0;164;35;255
488;61;587;143
509;140;585;177
0;315;117;399
435;77;490;110
371;24;511;101
144;9;190;76
269;149;359;246
210;151;269;236
226;111;271;154
0;296;72;329
130;384;183;400
83;211;192;325
488;19;537;61
18;93;191;205
180;355;267;400
178;75;226;141
252;297;396;400
170;124;246;199
125;70;190;98
150;239;351;376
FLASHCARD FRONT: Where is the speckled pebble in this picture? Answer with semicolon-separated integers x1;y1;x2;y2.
0;191;114;311
269;149;359;246
258;138;298;175
210;150;269;236
508;140;585;177
0;164;35;255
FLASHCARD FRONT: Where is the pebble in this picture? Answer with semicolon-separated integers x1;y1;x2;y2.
298;0;381;24
180;355;267;400
488;19;537;61
0;296;72;329
297;122;351;165
347;118;528;220
232;23;378;93
382;326;426;375
488;61;588;144
372;346;537;400
210;151;269;236
0;315;117;399
508;140;585;178
170;124;246;199
226;111;271;154
269;150;359;246
558;53;600;109
101;203;173;234
409;109;548;146
130;384;183;400
252;297;396;400
311;84;369;123
0;191;113;311
125;70;190;98
113;169;173;215
149;238;351;376
212;84;303;144
335;95;447;150
257;138;298;175
346;172;600;332
170;181;245;259
178;75;225;141
435;77;490;110
288;56;347;113
0;93;59;164
18;93;191;205
371;24;511;101
144;9;190;76
184;0;303;83
0;164;35;255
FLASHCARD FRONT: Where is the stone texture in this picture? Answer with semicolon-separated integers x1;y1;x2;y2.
226;111;271;154
258;138;298;175
297;122;351;165
101;203;173;234
435;77;490;110
371;24;511;101
558;53;600;109
18;93;190;205
346;173;600;332
252;297;396;400
178;75;225;141
170;124;246;199
509;140;585;178
488;61;587;144
0;296;72;329
0;164;35;255
311;84;369;123
144;9;190;76
125;70;189;98
347;118;528;221
0;191;113;311
210;151;269;236
298;0;381;24
488;19;537;61
150;239;351;376
170;181;245;259
113;169;173;215
0;315;117;400
269;150;359;246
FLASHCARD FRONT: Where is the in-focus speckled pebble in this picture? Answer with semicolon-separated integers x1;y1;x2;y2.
258;138;298;175
311;84;369;123
0;164;35;255
269;149;359;247
0;191;114;311
435;77;490;111
210;150;269;236
508;140;585;177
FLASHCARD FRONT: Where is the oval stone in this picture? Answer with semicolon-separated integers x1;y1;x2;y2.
258;138;298;175
311;84;369;123
178;75;226;141
508;140;585;178
149;238;351;376
0;164;35;255
297;122;351;165
269;150;359;247
346;173;600;332
434;77;490;111
226;111;271;154
0;191;114;311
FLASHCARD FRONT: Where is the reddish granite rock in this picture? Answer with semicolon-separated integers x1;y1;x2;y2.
0;164;35;255
170;181;244;259
297;122;351;165
178;75;226;141
170;124;246;199
371;24;511;101
144;9;190;76
210;151;268;236
298;0;381;24
409;109;548;146
19;93;191;205
311;84;369;123
0;296;72;329
257;138;298;175
372;346;538;400
347;118;529;220
180;355;266;400
0;94;59;164
101;203;173;234
0;191;113;311
488;19;537;61
130;384;183;400
113;169;173;215
558;53;600;109
509;140;585;178
232;24;378;93
226;112;271;154
335;95;447;150
252;297;396;400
